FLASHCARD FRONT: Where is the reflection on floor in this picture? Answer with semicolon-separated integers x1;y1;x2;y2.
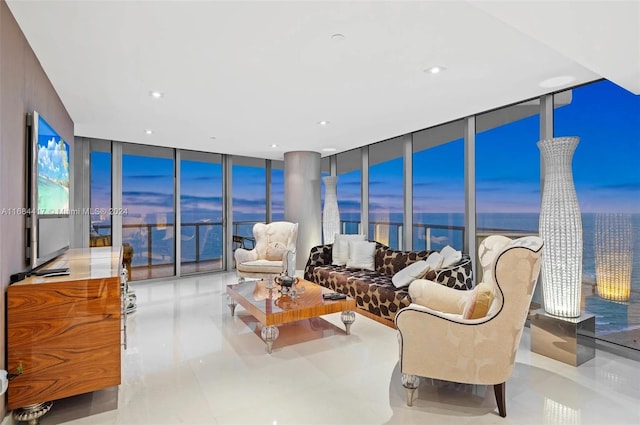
581;282;640;351
33;272;640;425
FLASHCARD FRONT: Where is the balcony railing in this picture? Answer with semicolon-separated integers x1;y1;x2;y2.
94;220;539;267
94;221;223;268
339;220;466;251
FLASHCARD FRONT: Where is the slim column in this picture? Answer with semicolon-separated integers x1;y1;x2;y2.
464;116;476;283
284;151;321;271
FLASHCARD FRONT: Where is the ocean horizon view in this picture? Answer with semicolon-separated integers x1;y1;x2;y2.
116;212;639;290
109;210;639;335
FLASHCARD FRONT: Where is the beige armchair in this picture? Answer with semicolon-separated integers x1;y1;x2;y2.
395;235;543;417
234;221;299;279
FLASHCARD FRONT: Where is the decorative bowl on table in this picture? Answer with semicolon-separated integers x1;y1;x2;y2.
274;275;298;288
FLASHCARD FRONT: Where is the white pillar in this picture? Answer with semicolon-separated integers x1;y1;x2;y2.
284;151;321;270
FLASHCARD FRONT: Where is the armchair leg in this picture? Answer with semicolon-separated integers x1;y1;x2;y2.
493;382;506;417
401;374;419;406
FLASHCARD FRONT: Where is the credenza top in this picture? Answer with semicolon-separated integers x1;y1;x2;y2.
12;247;123;286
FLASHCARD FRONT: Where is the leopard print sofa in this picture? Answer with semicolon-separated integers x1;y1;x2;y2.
303;242;473;327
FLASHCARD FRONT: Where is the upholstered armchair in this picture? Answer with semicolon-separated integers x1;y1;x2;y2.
234;221;299;279
395;235;543;417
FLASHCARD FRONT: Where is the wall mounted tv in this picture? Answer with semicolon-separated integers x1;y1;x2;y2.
26;111;71;269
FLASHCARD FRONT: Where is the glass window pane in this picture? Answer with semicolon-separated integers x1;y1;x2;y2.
90;150;112;247
369;138;404;249
555;80;640;349
122;151;175;280
476;101;541;241
337;149;361;235
412;121;465;251
271;161;284;221
180;157;223;274
232;158;266;244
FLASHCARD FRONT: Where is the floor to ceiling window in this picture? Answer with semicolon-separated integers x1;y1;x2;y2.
554;80;640;351
180;151;223;274
412;121;465;251
476;101;541;239
369;137;404;249
89;140;112;247
122;145;175;281
337;149;362;235
232;157;266;243
271;160;285;221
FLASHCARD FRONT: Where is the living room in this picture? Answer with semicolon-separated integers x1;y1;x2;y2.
1;1;639;424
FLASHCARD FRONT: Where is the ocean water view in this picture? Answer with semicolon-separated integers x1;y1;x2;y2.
116;212;639;290
107;211;639;338
38;175;70;213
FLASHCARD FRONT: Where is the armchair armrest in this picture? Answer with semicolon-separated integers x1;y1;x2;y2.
234;247;258;265
303;244;332;281
408;279;472;315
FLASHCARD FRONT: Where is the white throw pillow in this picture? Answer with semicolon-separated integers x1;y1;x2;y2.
424;252;444;270
440;245;462;268
346;240;376;271
332;234;365;266
392;260;430;288
265;242;286;261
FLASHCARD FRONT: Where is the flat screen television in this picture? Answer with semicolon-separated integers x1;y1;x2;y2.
26;111;71;269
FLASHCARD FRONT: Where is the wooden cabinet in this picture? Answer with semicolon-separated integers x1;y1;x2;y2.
7;247;122;409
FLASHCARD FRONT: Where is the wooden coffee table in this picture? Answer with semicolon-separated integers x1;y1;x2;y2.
226;278;356;353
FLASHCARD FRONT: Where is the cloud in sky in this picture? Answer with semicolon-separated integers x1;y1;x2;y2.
38;137;69;187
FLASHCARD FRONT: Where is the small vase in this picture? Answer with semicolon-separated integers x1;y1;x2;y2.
538;136;582;318
322;176;340;244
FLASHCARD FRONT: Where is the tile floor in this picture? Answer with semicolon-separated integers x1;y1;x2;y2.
33;272;640;425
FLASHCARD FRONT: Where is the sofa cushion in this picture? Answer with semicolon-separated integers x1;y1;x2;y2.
347;240;376;270
377;248;432;276
440;245;462;268
332;234;365;266
392;260;430;288
236;259;283;274
311;265;411;322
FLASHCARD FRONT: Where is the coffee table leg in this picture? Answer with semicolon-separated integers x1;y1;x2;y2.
226;295;237;316
261;325;279;354
341;310;356;335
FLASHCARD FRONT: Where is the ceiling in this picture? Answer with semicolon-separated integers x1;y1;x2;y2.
7;1;639;161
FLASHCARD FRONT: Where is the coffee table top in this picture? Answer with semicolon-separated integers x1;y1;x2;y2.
226;278;355;326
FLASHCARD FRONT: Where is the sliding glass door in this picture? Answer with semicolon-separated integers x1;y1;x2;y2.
122;145;175;281
180;151;223;274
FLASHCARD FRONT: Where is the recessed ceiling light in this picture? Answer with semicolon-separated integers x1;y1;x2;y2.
149;91;164;99
318;120;330;126
271;144;278;148
322;147;337;152
539;75;576;88
331;33;345;41
145;129;153;135
425;66;446;74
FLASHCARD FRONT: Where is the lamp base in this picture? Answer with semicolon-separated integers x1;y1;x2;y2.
530;309;596;366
